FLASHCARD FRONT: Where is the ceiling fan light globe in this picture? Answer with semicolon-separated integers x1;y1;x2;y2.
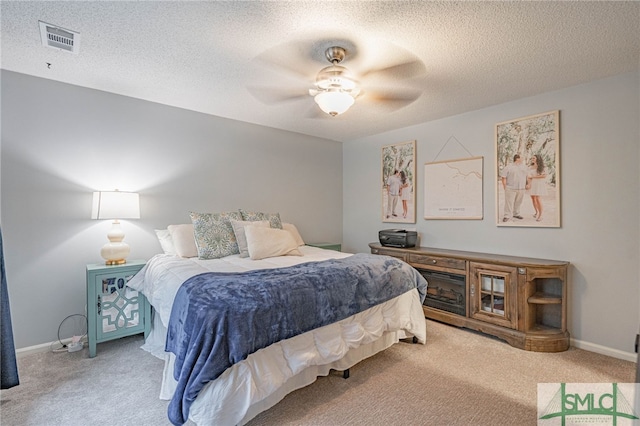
314;91;355;116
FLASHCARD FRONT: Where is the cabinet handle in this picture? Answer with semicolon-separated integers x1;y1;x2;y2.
432;260;437;264
97;294;101;315
470;284;475;296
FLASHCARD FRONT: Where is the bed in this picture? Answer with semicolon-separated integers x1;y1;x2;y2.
128;218;427;426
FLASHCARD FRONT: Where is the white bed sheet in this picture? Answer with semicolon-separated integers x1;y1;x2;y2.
128;246;426;425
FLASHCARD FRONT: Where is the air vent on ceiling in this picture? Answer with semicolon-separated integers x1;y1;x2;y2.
39;21;80;54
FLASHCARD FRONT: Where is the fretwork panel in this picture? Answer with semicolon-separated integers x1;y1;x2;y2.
99;275;141;334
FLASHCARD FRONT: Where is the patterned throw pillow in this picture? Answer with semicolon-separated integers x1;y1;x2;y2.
190;211;242;259
238;209;283;229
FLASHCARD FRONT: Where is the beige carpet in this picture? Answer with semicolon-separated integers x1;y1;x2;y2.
249;320;636;425
1;320;636;426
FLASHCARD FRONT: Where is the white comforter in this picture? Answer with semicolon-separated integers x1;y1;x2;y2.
128;246;426;425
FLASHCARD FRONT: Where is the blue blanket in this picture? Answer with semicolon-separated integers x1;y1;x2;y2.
165;253;427;425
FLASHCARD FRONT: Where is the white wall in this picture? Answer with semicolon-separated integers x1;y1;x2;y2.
1;71;343;349
343;72;640;357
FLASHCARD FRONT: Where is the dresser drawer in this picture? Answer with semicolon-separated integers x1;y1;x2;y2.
408;254;466;271
370;247;407;261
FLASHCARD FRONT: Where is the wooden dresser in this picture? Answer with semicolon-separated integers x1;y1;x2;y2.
369;243;570;352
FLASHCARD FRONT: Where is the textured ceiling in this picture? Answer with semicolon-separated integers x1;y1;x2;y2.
1;1;639;142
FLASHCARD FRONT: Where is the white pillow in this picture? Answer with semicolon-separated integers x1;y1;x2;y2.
167;224;198;258
282;223;305;246
154;229;176;255
230;219;270;258
245;225;303;260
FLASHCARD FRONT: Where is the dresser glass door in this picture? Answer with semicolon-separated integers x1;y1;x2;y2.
470;262;517;329
480;274;505;315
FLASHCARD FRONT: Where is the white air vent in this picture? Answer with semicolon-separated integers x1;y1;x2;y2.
39;21;80;54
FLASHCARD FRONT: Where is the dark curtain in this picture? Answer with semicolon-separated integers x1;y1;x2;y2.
1;227;19;389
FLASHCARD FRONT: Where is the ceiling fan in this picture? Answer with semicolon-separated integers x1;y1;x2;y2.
308;46;360;116
248;41;426;118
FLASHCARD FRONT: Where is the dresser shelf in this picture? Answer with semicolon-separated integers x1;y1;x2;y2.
528;293;562;304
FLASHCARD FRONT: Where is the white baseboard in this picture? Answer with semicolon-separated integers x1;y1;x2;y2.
16;341;58;357
18;336;638;363
16;337;84;358
570;337;637;362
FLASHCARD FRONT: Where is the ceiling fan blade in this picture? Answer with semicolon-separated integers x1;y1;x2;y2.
304;104;328;119
252;56;313;81
360;59;426;80
251;39;322;80
246;86;309;105
362;88;422;109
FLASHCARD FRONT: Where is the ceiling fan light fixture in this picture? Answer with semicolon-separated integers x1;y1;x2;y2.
315;65;357;91
310;47;359;116
314;91;355;117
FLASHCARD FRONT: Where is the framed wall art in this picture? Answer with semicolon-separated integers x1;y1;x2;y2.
382;140;416;223
496;110;560;227
424;156;483;220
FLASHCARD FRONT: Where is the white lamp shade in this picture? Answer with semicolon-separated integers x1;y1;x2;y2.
314;91;355;116
91;191;140;220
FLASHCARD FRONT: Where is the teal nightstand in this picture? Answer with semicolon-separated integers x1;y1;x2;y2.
306;242;342;252
86;260;150;357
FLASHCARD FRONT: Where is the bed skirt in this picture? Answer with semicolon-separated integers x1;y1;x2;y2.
141;289;426;425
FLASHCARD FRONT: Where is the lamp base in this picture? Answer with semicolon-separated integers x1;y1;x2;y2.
100;241;130;266
100;221;131;265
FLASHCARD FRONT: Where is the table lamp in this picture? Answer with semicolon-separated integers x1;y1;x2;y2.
91;190;140;265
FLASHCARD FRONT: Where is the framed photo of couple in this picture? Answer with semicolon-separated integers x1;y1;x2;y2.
382;140;416;223
496;110;560;228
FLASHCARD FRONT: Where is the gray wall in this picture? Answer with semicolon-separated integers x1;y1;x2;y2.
1;70;343;349
343;71;640;358
3;69;639;358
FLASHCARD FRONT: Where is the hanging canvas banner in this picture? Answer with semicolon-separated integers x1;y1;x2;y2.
424;156;483;220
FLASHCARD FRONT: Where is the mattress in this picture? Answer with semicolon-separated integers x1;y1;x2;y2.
128;246;426;425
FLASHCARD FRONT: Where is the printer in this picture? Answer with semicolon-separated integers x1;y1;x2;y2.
378;229;417;248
